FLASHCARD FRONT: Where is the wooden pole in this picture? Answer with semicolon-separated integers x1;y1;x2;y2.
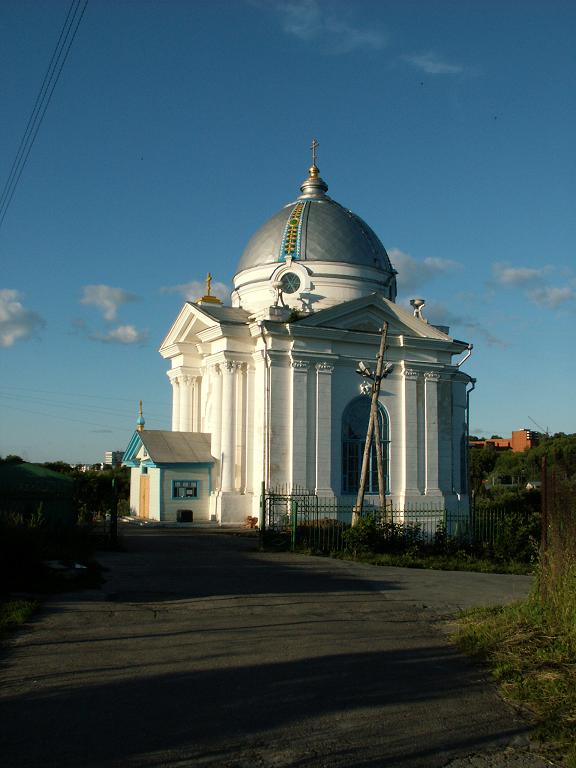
352;322;389;525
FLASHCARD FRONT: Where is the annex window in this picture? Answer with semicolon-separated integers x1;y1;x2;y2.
341;397;389;495
172;480;199;499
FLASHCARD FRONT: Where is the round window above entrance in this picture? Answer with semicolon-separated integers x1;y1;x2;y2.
280;272;301;294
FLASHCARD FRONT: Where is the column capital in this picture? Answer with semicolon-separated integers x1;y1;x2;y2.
316;361;334;373
403;368;420;379
424;370;441;381
291;359;309;370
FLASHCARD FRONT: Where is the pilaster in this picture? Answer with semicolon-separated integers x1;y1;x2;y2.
315;361;334;496
424;371;442;495
291;359;309;489
402;367;421;494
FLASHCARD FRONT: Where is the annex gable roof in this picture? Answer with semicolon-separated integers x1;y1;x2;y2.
123;430;214;467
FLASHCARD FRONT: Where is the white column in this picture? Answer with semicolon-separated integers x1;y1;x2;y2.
193;377;202;432
210;365;222;470
245;364;255;493
251;352;267;493
171;377;180;432
179;376;192;432
220;361;236;492
402;368;420;495
268;355;290;489
291;359;308;489
235;363;246;492
315;362;334;495
424;371;441;495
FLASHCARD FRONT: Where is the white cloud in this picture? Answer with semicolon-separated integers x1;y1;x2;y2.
80;285;139;321
91;325;148;345
424;300;506;347
0;289;45;347
492;262;574;310
403;52;463;75
389;248;461;294
493;263;546;285
161;280;231;303
528;286;575;309
272;0;386;53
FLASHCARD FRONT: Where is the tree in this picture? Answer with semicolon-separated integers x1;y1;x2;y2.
43;461;76;476
0;454;24;464
469;444;498;496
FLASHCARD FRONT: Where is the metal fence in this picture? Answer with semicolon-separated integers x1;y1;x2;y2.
261;490;533;554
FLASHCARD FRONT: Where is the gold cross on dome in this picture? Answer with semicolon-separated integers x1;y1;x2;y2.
310;137;319;166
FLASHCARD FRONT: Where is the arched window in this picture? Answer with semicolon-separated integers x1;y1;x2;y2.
341;397;389;495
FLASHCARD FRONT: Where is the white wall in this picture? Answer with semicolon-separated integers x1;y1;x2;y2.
161;466;212;522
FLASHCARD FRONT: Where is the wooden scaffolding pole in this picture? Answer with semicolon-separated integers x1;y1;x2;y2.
352;322;389;526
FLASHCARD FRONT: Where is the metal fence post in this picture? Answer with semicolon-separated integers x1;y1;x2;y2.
291;500;298;552
110;476;118;546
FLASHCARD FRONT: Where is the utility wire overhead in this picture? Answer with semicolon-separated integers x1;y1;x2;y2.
0;0;88;231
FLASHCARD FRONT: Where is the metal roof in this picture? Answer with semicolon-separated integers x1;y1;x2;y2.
235;168;395;276
193;304;251;324
138;431;214;464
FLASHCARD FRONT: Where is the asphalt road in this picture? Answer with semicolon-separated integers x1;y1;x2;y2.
0;528;555;768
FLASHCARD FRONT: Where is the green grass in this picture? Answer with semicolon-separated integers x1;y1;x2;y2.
0;599;38;638
455;592;576;767
330;549;533;574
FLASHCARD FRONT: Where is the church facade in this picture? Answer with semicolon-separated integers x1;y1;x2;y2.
124;160;474;525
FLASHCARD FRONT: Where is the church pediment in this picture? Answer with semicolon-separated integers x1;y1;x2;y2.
160;302;252;357
296;293;452;341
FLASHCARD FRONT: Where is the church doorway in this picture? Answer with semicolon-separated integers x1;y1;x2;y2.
139;475;150;519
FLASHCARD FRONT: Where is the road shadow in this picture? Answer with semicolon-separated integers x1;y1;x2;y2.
94;529;404;603
0;644;528;768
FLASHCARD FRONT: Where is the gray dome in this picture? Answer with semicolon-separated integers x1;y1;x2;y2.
236;166;395;274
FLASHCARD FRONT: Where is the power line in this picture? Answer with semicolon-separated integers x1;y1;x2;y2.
0;391;164;421
0;403;129;432
0;0;88;231
0;384;170;407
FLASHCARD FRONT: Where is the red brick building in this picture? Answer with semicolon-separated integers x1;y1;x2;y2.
470;429;538;453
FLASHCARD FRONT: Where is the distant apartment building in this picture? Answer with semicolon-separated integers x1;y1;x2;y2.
469;429;539;453
104;450;124;467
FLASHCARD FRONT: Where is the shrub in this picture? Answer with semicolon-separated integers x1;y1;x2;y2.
342;515;380;556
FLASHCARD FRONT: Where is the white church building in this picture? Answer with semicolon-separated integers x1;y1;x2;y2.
124;158;474;525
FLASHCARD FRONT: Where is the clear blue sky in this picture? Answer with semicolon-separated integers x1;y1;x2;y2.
1;0;575;463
